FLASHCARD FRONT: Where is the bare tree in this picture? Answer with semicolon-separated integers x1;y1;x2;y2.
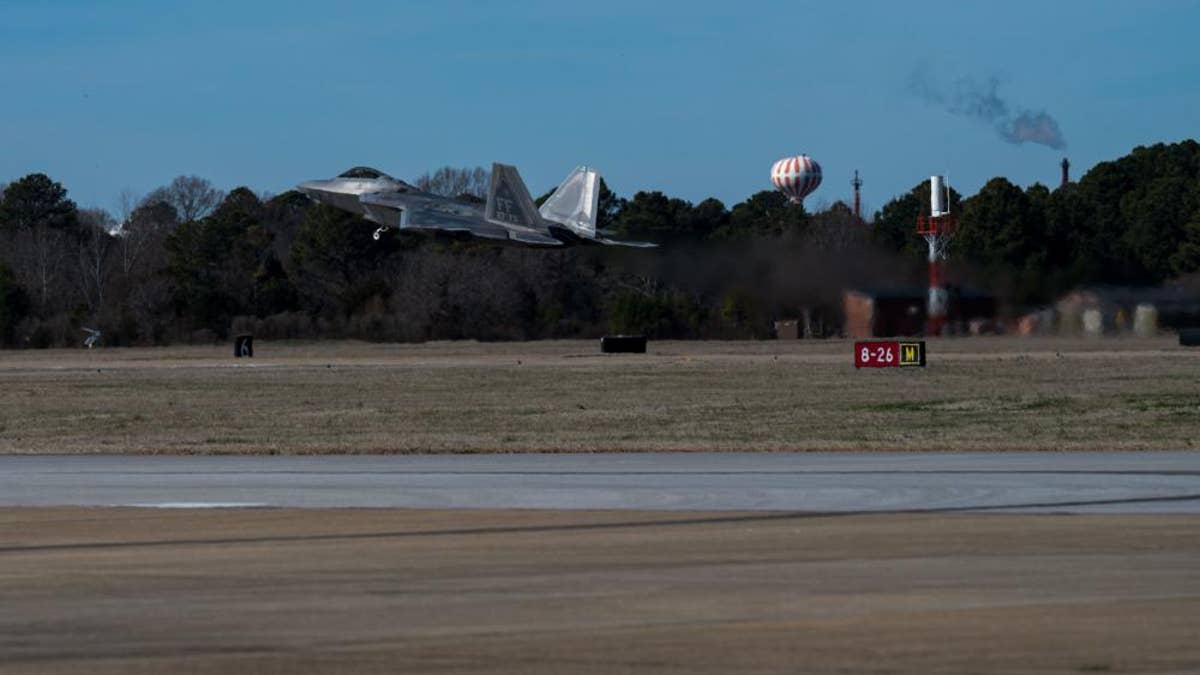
115;189;140;226
12;224;70;314
108;198;178;343
0;183;7;262
0;174;79;315
76;208;115;314
146;175;224;222
415;166;490;200
801;201;868;253
114;189;141;278
115;198;177;279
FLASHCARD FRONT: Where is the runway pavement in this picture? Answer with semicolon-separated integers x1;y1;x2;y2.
3;451;1199;513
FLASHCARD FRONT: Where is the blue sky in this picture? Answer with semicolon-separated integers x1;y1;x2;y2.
1;0;1197;216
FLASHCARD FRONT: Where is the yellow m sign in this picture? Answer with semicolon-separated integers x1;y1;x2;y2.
898;342;925;367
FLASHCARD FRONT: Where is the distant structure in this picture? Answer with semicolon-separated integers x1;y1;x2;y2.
844;286;996;338
1050;284;1200;337
916;176;957;335
1061;157;1070;188
851;170;863;219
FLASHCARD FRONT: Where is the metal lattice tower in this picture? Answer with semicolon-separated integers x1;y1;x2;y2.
852;170;863;219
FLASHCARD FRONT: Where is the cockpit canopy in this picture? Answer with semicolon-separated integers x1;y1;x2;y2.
337;166;390;180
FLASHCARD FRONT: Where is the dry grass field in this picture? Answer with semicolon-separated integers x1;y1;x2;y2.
1;337;1198;453
2;507;1198;674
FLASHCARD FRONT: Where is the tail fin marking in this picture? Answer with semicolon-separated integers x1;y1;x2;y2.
485;163;542;229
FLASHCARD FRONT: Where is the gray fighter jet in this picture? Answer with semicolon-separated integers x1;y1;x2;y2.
297;164;654;248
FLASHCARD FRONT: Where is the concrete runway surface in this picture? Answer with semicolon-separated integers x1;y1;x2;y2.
5;452;1200;674
3;451;1199;512
3;508;1199;674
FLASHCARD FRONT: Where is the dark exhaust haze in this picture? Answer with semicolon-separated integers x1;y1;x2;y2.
908;69;1068;151
610;235;914;311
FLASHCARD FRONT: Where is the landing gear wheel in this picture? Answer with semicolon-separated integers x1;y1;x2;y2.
372;226;389;241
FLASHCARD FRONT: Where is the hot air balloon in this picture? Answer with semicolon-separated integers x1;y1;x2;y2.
770;155;822;204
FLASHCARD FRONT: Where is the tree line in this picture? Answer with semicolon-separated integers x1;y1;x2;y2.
1;139;1197;347
873;140;1200;305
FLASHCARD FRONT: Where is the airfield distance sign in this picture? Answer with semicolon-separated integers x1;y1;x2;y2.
854;340;926;368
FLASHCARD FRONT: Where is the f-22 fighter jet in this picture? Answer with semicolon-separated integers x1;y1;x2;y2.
298;164;654;248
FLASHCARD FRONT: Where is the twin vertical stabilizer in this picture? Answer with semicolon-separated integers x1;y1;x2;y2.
484;163;601;237
485;163;543;229
538;166;600;236
482;163;652;247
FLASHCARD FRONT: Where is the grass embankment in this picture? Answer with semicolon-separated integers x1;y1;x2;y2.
0;337;1197;453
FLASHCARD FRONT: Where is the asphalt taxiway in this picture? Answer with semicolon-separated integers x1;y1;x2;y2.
2;451;1198;513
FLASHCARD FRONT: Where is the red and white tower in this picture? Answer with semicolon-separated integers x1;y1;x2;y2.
916;176;957;336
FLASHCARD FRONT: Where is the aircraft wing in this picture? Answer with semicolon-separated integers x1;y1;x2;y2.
596;237;657;248
505;230;565;247
359;192;424;229
404;220;562;246
405;222;513;243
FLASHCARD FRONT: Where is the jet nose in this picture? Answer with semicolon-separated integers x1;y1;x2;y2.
296;178;367;215
296;180;326;201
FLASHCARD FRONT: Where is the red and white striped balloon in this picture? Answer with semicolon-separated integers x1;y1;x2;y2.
770;155;822;204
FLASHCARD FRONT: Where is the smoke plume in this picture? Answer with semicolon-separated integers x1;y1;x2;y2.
908;69;1067;150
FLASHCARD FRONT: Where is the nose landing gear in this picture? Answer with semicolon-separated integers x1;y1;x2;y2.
372;226;390;241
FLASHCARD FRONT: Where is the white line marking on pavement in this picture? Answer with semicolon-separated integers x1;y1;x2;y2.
120;502;271;509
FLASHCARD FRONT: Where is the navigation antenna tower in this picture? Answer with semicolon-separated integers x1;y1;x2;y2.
916;175;957;336
852;170;863;219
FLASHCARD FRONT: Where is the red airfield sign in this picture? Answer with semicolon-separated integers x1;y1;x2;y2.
854;340;926;368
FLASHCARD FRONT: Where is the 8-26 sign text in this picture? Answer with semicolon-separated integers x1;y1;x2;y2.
854;340;926;368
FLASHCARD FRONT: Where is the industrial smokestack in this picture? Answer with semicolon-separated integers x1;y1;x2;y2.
1061;157;1070;188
